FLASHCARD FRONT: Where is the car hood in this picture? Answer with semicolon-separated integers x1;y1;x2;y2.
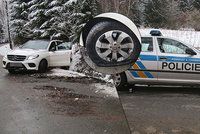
7;49;47;56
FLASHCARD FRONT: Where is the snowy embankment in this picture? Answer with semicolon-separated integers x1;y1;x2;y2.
140;28;200;48
48;68;86;78
47;69;116;97
0;44;11;56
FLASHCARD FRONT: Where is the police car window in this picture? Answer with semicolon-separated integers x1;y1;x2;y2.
157;38;189;54
141;37;153;52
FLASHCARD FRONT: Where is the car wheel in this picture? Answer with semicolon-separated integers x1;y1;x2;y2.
38;59;48;73
8;69;16;74
86;21;141;68
113;72;129;91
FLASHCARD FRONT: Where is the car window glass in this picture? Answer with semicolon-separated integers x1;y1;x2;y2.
21;40;50;50
57;42;72;51
141;37;153;52
157;38;189;54
49;42;57;51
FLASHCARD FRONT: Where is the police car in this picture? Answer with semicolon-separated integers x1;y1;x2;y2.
114;30;200;91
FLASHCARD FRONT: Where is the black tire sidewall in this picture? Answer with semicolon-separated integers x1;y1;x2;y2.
8;69;16;74
116;72;128;91
86;21;141;67
38;60;47;73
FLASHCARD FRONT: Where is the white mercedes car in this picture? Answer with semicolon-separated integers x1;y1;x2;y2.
3;40;72;73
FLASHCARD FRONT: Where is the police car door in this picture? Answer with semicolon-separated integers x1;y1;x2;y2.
157;37;200;83
128;37;158;83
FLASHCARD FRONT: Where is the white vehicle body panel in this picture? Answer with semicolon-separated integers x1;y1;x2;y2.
49;50;71;67
80;12;141;46
96;13;141;43
2;40;72;71
125;36;200;86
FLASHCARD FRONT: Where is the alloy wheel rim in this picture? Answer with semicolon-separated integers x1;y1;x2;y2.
95;30;134;62
114;74;121;87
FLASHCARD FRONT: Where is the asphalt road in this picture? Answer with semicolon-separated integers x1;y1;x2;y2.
119;86;200;134
2;50;200;134
0;56;130;134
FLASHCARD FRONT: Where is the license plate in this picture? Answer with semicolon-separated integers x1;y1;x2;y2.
10;63;23;67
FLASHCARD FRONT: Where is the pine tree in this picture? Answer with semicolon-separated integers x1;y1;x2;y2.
47;0;70;40
144;0;168;28
0;24;3;42
27;0;52;39
10;0;30;45
179;0;195;12
193;0;200;9
130;1;142;27
66;0;100;43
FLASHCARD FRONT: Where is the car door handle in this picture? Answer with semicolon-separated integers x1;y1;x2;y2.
159;57;167;60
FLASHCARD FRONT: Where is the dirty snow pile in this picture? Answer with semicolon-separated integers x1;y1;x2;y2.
48;68;113;83
68;44;113;83
94;83;118;98
47;68;86;78
0;44;11;56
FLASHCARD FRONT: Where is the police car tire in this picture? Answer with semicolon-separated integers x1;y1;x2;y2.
116;73;129;91
85;20;141;67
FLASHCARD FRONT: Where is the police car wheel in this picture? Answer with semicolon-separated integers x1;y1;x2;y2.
86;21;141;68
114;73;128;91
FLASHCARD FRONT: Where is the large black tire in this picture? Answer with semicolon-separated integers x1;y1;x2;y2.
114;72;129;91
8;69;16;74
86;21;141;67
38;60;48;73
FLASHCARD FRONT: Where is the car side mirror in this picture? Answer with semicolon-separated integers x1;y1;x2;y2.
186;48;197;55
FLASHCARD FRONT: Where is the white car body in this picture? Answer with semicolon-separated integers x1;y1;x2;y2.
2;40;72;71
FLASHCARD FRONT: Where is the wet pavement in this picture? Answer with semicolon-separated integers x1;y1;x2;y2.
0;56;130;134
119;86;200;134
2;49;200;134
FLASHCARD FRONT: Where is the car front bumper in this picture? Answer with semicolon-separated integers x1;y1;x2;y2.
2;57;40;71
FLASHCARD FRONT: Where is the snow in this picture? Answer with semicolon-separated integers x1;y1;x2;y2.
45;6;62;16
49;1;60;7
53;33;62;38
69;44;82;72
0;44;11;56
140;28;200;48
94;83;118;98
47;68;86;78
47;69;117;98
64;0;78;6
99;75;113;83
29;10;43;18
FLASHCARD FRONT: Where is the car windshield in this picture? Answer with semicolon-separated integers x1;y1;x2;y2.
21;40;50;50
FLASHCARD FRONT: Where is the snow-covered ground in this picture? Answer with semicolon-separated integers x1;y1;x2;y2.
47;69;117;98
47;68;86;78
47;68;113;83
0;44;11;56
94;83;118;98
140;28;200;48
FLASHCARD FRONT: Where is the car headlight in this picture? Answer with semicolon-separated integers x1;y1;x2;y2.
27;55;39;60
